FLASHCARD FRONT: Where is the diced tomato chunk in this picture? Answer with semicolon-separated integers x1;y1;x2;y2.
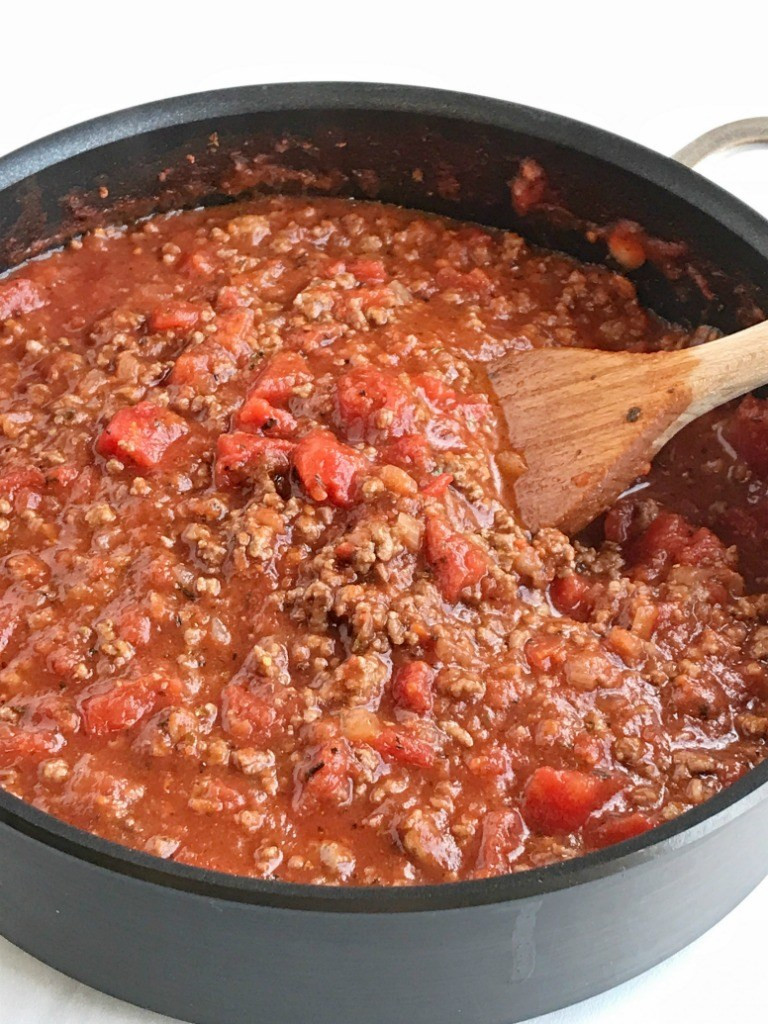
726;395;768;475
293;429;367;507
413;373;491;442
248;351;311;405
550;574;597;622
625;511;727;577
413;373;459;406
96;401;189;470
523;766;616;833
335;367;414;442
383;434;433;472
116;608;152;647
347;258;387;284
169;345;216;386
215;432;295;487
236;396;297;435
148;301;202;332
180;251;216;276
221;683;276;742
420;473;453;499
589;812;654;849
169;310;253;386
167;309;253;387
81;676;176;736
373;728;435;767
392;661;434;714
212;308;255;358
297;742;354;807
525;635;567;673
645;512;689;563
0;278;45;319
424;515;489;602
473;809;526;877
0;726;62;768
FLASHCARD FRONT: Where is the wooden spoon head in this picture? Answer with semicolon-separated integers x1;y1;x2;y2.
487;347;695;534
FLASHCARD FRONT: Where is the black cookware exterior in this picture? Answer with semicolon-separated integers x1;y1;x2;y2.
1;83;768;1024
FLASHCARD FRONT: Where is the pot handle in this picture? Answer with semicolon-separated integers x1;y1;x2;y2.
674;117;768;168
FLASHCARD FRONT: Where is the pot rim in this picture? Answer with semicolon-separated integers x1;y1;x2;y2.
2;80;768;914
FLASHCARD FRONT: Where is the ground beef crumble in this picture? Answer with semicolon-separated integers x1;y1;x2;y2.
1;195;768;885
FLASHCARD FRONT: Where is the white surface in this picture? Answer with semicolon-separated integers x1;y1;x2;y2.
1;3;767;1022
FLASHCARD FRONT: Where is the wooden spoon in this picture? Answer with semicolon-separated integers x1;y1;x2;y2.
487;322;768;535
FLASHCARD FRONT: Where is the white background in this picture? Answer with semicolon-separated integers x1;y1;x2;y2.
1;2;767;1022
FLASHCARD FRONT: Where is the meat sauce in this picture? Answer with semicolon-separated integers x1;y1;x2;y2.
1;195;768;885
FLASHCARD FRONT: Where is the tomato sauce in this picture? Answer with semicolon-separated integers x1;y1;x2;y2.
1;196;767;884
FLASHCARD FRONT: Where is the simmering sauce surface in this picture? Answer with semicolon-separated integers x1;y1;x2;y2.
2;195;768;884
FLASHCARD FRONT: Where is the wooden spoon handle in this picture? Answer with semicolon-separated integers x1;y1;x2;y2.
487;319;768;535
685;319;768;414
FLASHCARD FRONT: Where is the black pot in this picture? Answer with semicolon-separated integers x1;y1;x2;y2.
1;82;768;1024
